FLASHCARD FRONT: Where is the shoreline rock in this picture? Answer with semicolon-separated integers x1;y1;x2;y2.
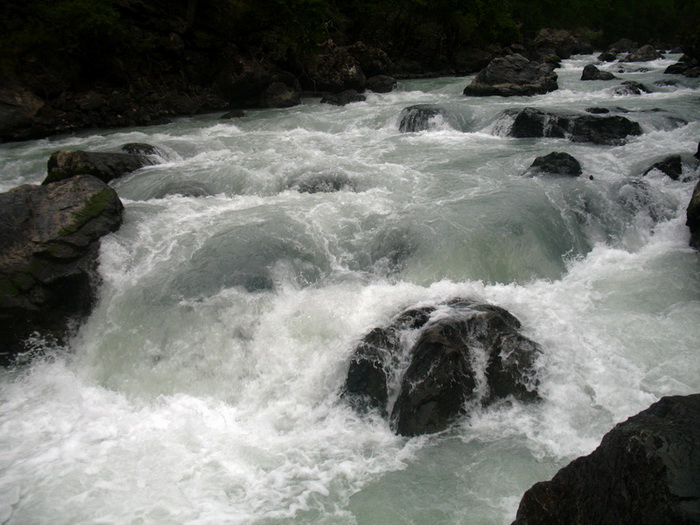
0;175;123;364
511;394;700;525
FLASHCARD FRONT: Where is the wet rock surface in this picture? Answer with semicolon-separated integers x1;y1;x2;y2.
527;152;582;177
463;54;558;97
44;148;156;185
502;107;643;145
342;299;541;436
0;175;123;363
512;394;700;525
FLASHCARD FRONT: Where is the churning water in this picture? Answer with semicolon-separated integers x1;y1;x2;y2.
1;54;699;524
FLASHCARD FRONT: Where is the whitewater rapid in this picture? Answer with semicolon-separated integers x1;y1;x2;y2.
1;54;699;524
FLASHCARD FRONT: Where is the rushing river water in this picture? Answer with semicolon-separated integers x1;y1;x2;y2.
1;54;699;524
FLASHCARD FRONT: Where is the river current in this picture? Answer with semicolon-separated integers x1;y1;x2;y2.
1;54;699;524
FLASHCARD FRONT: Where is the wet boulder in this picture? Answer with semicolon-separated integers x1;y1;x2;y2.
687;180;700;249
43;149;155;185
501;107;642;145
622;44;664;62
463;54;558;97
0;175;123;363
342;299;541;436
613;80;652;96
643;155;683;180
398;104;443;132
512;394;700;525
320;90;366;106
581;64;616;81
527;152;582;177
398;104;469;133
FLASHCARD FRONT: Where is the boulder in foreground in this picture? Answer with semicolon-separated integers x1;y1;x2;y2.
512;394;700;525
343;299;541;436
0;175;123;363
463;54;558;97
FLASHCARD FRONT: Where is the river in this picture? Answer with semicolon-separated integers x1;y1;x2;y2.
1;54;699;524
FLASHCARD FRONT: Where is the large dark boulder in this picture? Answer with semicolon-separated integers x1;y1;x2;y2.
687;180;700;249
644;155;683;180
527;152;582;177
0;175;123;363
43;149;154;185
342;299;541;436
581;64;616;81
622;44;664;62
512;394;700;525
501;107;642;145
463;54;558;97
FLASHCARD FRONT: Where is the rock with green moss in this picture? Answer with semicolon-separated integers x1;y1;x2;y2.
0;175;123;363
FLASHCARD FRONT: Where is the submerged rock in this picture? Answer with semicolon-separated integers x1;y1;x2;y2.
527;152;582;177
44;149;155;185
643;155;683;180
463;54;558;97
398;104;442;132
0;175;123;363
613;80;652;96
581;64;616;81
512;394;700;525
292;171;355;193
501;107;642;145
342;299;541;436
